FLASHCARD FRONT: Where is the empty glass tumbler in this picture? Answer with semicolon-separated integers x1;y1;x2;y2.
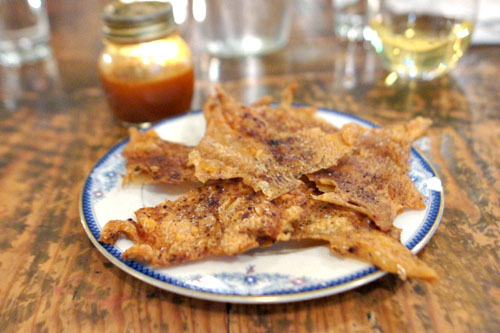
333;0;370;41
0;0;50;66
195;0;293;57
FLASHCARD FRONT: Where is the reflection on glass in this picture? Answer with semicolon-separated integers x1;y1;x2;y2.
333;0;370;41
192;0;206;22
0;53;61;113
0;65;20;111
208;57;220;82
169;0;188;25
241;57;263;104
121;0;189;26
333;42;377;90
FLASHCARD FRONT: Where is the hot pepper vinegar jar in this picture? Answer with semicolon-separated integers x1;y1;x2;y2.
98;1;194;126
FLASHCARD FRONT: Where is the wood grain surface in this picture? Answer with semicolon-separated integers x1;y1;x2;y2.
1;1;499;332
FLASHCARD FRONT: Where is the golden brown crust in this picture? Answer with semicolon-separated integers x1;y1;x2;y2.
280;187;438;282
188;88;351;199
100;179;305;266
122;128;197;185
100;180;437;281
308;118;430;231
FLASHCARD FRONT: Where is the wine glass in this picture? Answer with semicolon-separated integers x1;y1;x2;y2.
366;0;478;80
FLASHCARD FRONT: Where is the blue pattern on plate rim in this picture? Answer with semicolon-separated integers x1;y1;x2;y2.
81;108;443;296
90;152;125;202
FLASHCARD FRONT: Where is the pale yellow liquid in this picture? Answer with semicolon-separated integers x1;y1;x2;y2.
369;15;474;80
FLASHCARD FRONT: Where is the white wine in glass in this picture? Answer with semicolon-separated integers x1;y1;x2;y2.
367;1;477;80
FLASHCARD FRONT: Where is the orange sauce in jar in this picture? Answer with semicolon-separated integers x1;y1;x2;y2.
99;66;194;124
99;0;195;127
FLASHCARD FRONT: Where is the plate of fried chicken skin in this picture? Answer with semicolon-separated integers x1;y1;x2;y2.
80;86;443;303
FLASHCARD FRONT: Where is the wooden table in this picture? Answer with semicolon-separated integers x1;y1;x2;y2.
1;1;499;331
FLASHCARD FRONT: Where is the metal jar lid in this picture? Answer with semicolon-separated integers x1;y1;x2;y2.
102;1;177;44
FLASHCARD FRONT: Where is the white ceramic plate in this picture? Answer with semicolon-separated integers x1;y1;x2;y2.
80;108;444;304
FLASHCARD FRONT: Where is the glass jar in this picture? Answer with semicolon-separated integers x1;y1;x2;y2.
98;1;194;126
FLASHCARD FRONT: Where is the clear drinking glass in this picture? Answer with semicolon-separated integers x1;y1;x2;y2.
0;0;51;66
333;0;369;41
195;0;293;57
367;0;478;80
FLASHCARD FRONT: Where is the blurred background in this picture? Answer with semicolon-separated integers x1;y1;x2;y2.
0;0;498;118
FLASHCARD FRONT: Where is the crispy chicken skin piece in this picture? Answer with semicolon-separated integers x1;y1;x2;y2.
279;186;438;282
100;179;305;266
100;179;436;281
121;86;337;187
308;118;431;231
122;128;197;185
188;88;352;200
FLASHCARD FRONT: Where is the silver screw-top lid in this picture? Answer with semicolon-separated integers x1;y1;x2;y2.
102;1;177;43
